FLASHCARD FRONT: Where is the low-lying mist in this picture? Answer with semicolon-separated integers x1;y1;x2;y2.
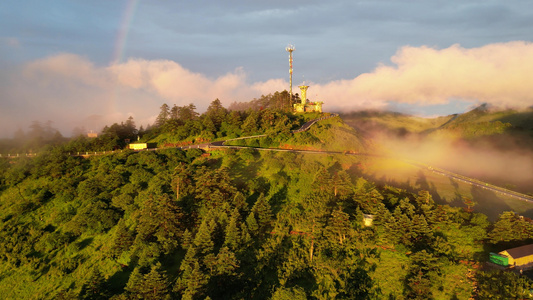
368;127;533;194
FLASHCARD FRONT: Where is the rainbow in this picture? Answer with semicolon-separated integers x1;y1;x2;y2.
107;0;139;119
111;0;139;65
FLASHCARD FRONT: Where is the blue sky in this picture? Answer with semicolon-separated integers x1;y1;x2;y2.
1;0;533;136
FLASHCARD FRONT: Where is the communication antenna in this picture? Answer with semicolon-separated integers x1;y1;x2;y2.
286;44;295;106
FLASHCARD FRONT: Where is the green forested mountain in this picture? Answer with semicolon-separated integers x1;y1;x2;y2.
340;110;455;136
1;99;533;299
342;104;533;142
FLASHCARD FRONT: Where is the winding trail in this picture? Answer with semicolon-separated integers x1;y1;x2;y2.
3;112;532;203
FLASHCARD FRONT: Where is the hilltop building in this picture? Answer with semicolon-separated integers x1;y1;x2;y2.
499;244;533;270
490;244;533;270
293;84;323;113
285;46;323;113
87;130;98;138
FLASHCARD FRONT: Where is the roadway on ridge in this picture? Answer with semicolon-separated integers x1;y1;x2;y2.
15;112;530;204
179;112;533;204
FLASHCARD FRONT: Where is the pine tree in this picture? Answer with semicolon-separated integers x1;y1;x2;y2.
241;111;259;135
180;104;199;121
327;207;351;244
312;167;332;194
178;260;208;300
251;193;272;233
405;250;440;299
194;167;237;213
410;214;433;250
240;223;253;245
125;266;144;295
136;194;184;254
170;104;179;119
206;98;227;129
224;208;240;250
79;268;109;300
213;247;239;276
331;170;352;199
194;219;214;255
175;246;209;300
232;191;248;215
125;116;137;139
55;289;78;300
155;103;170;127
245;212;259;236
137;263;171;300
109;219;134;258
182;229;192;250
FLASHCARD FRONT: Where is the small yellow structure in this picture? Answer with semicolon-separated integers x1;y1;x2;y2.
363;214;375;227
499;244;533;270
128;143;156;150
87;130;98;138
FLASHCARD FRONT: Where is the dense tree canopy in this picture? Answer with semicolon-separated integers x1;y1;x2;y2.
0;96;530;299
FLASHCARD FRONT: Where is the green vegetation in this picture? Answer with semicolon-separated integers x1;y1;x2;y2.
227;116;366;153
2;145;531;299
342;104;533;141
360;157;533;221
341;110;455;135
438;105;514;139
1;98;533;299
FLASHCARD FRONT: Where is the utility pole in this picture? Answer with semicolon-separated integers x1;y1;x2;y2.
286;45;295;108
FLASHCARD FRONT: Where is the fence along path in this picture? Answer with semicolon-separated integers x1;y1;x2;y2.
0;113;339;158
2;113;532;204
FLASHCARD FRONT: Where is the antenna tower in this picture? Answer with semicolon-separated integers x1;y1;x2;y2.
286;45;295;106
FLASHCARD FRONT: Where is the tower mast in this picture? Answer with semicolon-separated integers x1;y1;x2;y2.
286;45;295;107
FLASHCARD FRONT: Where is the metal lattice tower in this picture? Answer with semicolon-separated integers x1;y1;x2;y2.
286;45;295;106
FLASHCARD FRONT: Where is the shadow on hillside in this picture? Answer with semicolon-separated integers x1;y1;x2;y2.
270;185;288;215
106;261;135;295
497;110;533;130
420;113;459;135
521;207;533;221
470;186;513;221
356;167;447;208
414;170;450;205
76;237;94;251
230;150;264;189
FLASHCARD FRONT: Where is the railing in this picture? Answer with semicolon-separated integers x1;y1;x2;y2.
1;113;339;158
402;158;533;202
0;149;132;158
0;153;39;158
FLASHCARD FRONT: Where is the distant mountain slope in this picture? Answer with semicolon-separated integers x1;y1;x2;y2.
341;110;455;137
342;105;533;141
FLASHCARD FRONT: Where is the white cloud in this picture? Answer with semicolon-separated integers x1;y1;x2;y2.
315;41;533;112
0;54;285;137
2;41;533;137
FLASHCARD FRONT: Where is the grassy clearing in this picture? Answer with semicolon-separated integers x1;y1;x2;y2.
281;117;367;152
225;116;367;153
